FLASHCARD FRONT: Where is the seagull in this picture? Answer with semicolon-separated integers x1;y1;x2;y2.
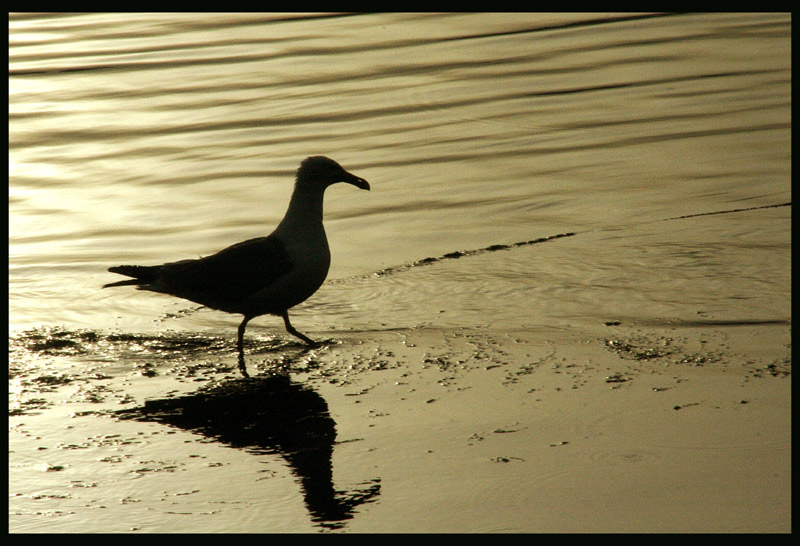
103;156;370;376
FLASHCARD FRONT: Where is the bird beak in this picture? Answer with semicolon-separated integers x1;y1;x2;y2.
345;173;370;191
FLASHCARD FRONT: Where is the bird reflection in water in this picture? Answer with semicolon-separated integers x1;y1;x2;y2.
116;374;380;529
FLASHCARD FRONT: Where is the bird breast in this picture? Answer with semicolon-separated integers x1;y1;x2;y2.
247;233;331;315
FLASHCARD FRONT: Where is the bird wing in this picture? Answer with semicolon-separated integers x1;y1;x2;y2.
151;235;293;310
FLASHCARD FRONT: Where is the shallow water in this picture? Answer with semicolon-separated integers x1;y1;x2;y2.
9;13;791;533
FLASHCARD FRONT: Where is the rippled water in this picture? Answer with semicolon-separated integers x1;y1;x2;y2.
8;12;791;532
10;12;791;337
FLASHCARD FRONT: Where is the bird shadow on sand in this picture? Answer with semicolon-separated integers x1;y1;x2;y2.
12;327;381;528
238;337;308;378
115;373;381;530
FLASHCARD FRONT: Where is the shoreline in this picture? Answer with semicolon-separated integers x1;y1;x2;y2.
9;320;791;532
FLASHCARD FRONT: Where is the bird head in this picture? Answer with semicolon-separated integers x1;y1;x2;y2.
296;156;370;191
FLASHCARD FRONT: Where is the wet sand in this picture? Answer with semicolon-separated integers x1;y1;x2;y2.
9;319;790;533
303;322;791;533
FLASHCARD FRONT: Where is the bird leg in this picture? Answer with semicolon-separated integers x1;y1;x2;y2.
281;310;315;345
237;316;250;377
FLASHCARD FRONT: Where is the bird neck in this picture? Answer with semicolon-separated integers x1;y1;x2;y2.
274;185;327;236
